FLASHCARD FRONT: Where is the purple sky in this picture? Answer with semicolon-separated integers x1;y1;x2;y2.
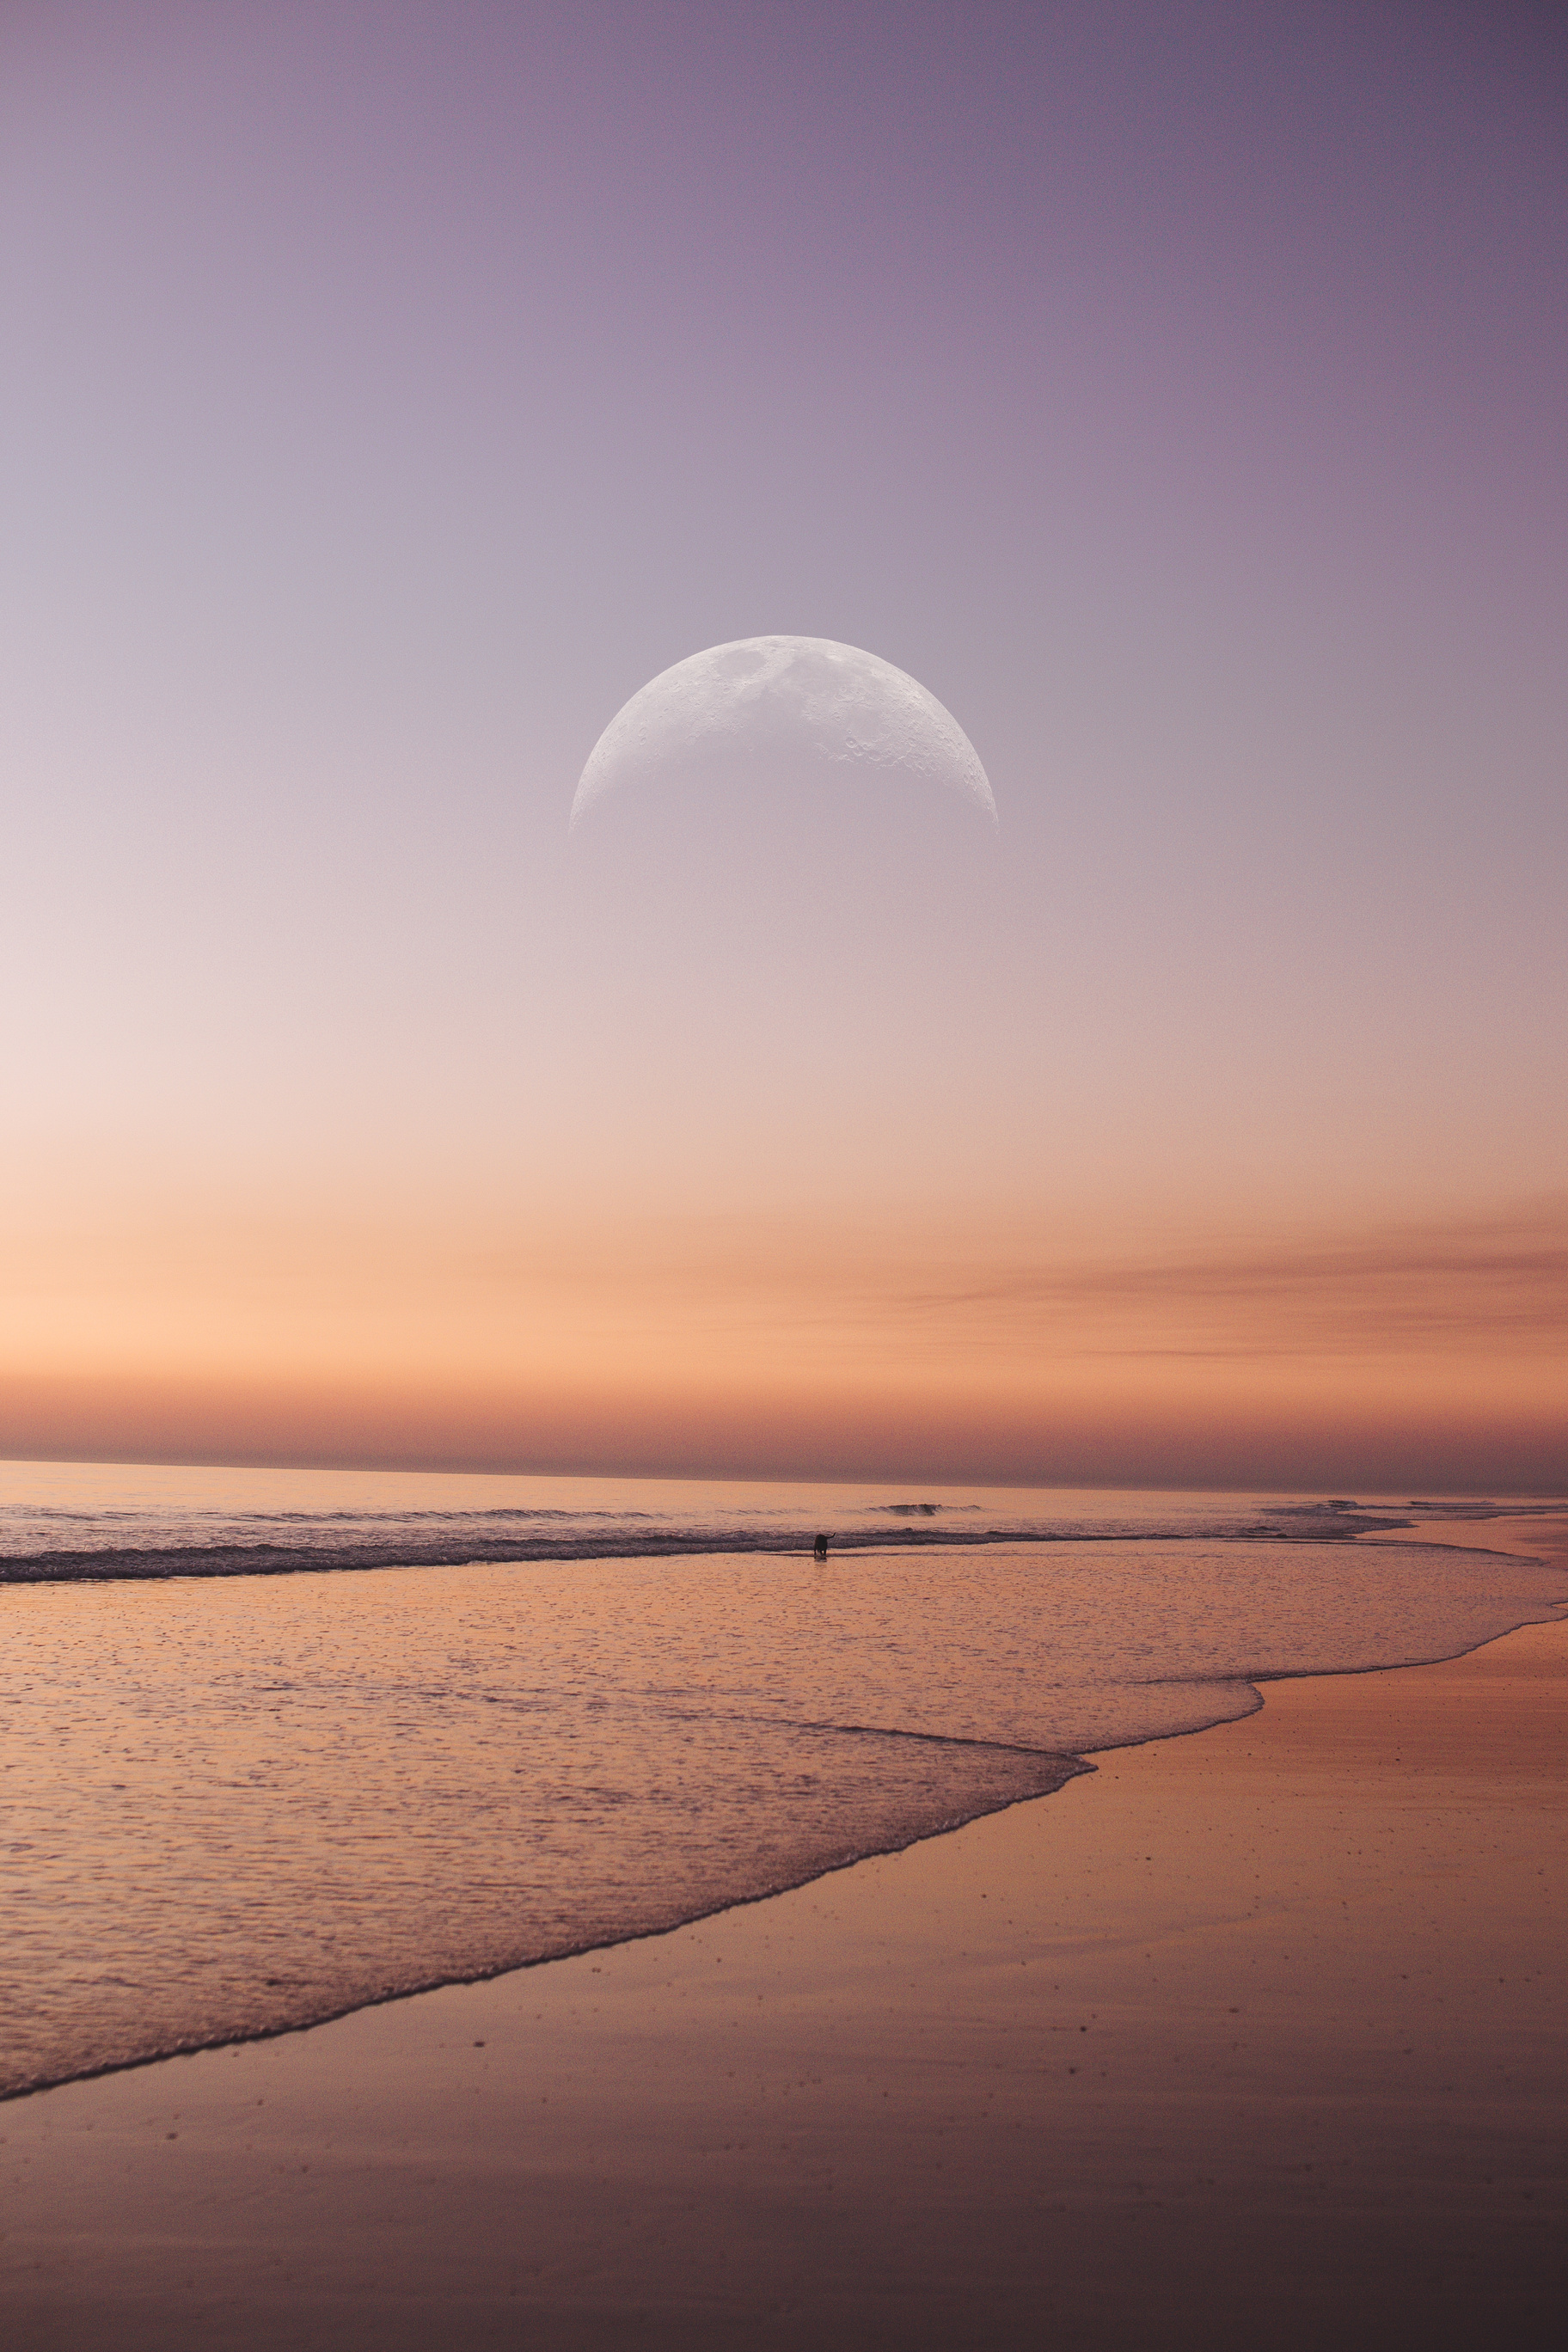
3;2;1565;1481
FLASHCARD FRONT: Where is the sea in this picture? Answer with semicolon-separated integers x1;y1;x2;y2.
2;1457;1563;2104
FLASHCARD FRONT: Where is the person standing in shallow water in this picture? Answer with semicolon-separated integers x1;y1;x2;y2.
813;1534;829;1561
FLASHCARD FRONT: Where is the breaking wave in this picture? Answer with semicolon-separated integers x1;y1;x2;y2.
1;1493;1424;1582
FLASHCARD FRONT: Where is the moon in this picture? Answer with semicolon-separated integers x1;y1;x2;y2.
571;636;995;830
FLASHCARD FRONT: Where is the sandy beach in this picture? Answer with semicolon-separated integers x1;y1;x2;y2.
3;1518;1564;2351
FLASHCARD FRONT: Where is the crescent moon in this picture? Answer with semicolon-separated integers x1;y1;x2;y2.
571;635;996;830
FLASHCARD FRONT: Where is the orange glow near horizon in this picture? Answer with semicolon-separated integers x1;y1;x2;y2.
4;1188;1563;1489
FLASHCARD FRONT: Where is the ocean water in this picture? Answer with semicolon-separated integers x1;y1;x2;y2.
2;1460;1562;2104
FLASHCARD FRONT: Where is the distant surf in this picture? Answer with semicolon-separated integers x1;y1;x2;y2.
1;1492;1424;1583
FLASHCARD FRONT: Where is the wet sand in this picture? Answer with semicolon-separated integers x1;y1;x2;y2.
3;1520;1565;2349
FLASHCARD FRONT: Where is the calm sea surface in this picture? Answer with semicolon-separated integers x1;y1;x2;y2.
2;1460;1563;2101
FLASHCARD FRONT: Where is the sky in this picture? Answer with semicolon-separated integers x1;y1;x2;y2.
3;0;1565;1488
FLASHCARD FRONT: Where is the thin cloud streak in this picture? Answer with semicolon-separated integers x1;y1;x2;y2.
888;1212;1568;1359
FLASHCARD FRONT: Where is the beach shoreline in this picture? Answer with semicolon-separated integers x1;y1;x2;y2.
3;1515;1564;2349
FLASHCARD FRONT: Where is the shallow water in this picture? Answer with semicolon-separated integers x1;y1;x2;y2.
1;1462;1562;2101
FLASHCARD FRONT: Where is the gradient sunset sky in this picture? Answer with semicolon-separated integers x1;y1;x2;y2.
3;1;1565;1488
